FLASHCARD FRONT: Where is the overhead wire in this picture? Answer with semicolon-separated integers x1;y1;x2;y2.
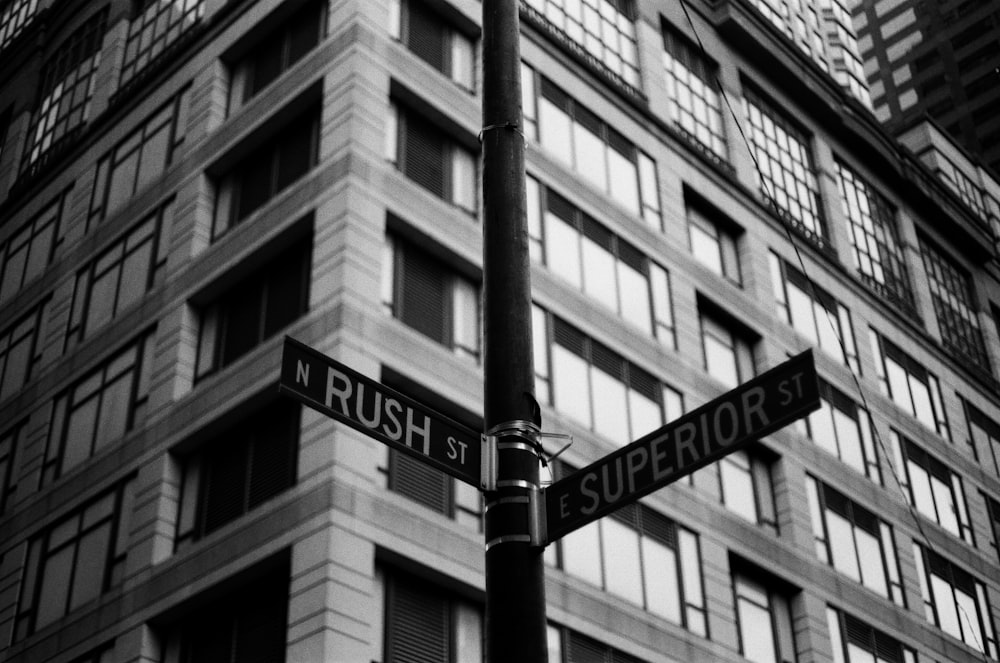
672;0;993;659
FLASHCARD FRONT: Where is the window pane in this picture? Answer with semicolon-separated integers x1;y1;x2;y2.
68;523;111;610
618;262;652;332
546;213;582;288
855;528;887;597
581;236;618;312
539;98;573;166
553;345;592;427
642;538;680;622
36;546;74;629
739;597;777;663
573;122;607;192
591;366;629;441
562;522;602;586
827;512;861;581
607;148;639;214
602;519;643;604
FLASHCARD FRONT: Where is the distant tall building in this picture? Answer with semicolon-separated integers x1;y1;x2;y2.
852;0;1000;176
1;1;1000;663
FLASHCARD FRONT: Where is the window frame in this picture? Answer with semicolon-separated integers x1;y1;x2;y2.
14;477;135;641
870;329;950;439
0;188;70;305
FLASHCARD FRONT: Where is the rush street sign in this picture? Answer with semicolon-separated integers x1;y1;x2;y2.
279;337;482;487
544;350;820;542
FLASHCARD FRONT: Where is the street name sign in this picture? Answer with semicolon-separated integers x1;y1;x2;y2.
279;337;482;487
544;350;820;542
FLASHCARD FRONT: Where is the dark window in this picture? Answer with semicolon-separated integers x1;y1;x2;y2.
985;492;1000;565
176;400;299;547
196;237;311;379
67;200;174;350
0;420;24;514
14;478;135;641
826;607;916;663
0;298;49;402
214;107;320;239
88;89;189;224
238;0;325;104
390;0;475;90
661;20;727;162
891;431;972;543
21;9;108;174
919;236;990;374
913;544;997;658
0;105;11;162
965;398;1000;478
380;570;482;663
0;188;70;304
42;330;156;486
836;160;915;317
0;0;41;52
382;234;479;359
162;561;289;663
120;0;204;88
743;85;824;246
732;563;798;663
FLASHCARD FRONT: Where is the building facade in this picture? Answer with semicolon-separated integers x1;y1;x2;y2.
851;0;1000;176
0;0;999;662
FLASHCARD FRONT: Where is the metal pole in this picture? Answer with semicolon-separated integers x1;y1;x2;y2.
481;1;548;662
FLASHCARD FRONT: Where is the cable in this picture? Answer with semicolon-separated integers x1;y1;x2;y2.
673;0;993;659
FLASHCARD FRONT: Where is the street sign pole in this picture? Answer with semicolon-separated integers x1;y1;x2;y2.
481;1;548;662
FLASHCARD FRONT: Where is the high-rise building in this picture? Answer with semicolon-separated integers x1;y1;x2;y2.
851;0;1000;176
1;1;999;663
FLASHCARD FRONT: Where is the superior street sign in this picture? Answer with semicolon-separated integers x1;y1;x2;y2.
544;350;820;542
279;337;483;487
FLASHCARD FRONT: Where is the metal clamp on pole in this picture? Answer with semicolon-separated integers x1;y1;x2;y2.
484;420;544;550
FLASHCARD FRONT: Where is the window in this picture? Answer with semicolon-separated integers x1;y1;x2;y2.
213;106;320;239
159;560;289;663
41;330;156;486
806;477;903;604
770;253;859;372
743;85;823;246
521;0;640;89
546;496;707;635
688;202;741;285
965;399;1000;478
378;447;482;530
388;0;474;90
827;607;916;663
890;430;974;543
870;330;950;439
534;307;681;442
66;201;174;350
717;448;778;533
835;160;915;317
0;420;24;514
381;233;479;360
985;493;1000;565
0;189;70;304
699;306;755;389
0;298;48;402
526;178;674;346
796;381;880;482
21;9;108;174
522;70;661;226
13;478;134;640
120;0;204;88
0;0;39;52
919;237;990;373
195;237;311;380
385;102;477;213
941;159;988;221
228;0;326;108
0;105;11;162
89;89;189;224
548;624;645;663
175;400;299;548
661;20;727;162
376;569;482;663
913;544;997;659
733;568;797;663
